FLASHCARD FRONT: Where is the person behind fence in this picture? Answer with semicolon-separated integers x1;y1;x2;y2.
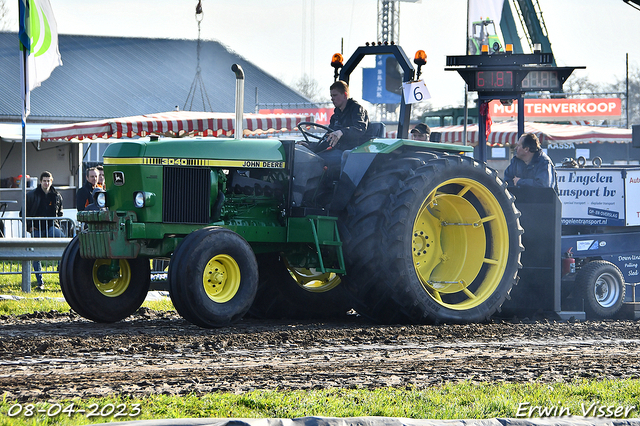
26;171;64;290
76;167;98;211
504;132;558;191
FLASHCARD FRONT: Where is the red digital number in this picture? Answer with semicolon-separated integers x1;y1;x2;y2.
477;71;513;89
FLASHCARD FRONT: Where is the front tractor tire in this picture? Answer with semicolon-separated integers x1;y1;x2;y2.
59;236;151;323
343;155;523;324
169;227;258;328
576;260;625;319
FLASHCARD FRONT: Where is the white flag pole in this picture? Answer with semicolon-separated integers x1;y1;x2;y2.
19;0;63;291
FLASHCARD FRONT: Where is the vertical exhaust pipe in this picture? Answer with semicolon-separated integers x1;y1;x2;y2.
231;64;244;139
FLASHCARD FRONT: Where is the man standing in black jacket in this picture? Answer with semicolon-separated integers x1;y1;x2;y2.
76;167;98;211
319;80;369;178
26;171;64;290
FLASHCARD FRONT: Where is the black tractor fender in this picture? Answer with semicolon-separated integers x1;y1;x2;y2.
329;139;472;212
330;151;378;212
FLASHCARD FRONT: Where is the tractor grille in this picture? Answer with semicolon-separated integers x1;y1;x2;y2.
163;166;210;224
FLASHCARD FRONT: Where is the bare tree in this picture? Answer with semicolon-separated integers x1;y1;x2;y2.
609;67;640;126
411;101;433;121
564;75;605;95
294;74;328;103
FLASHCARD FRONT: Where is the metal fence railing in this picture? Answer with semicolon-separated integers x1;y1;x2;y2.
0;217;78;239
0;216;170;292
0;217;77;291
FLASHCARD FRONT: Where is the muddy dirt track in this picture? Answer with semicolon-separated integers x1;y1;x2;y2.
1;309;640;401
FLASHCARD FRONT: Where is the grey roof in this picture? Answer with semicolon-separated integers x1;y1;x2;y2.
0;32;310;123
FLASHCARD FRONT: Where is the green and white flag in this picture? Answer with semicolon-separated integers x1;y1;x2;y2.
19;0;62;119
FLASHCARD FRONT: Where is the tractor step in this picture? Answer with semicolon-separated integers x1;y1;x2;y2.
318;241;341;246
308;215;346;275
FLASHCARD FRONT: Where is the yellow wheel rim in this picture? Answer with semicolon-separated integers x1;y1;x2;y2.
203;254;241;303
412;177;510;310
92;259;131;298
285;260;341;293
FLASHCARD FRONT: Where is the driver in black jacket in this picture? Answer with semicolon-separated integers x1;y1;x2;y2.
319;81;369;178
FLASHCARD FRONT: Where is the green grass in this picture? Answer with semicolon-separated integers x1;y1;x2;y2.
0;265;174;315
1;381;639;425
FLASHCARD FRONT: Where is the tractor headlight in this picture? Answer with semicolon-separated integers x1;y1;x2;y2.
96;192;106;208
92;189;107;209
133;191;156;208
134;192;145;208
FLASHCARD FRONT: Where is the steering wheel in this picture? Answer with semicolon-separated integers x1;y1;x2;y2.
297;122;335;152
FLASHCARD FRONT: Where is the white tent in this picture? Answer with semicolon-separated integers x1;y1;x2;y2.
41;111;314;142
432;121;632;147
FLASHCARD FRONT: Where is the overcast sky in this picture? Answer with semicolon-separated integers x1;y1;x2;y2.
6;0;640;110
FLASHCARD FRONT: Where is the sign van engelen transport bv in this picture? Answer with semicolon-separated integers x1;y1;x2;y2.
556;168;640;227
490;98;622;121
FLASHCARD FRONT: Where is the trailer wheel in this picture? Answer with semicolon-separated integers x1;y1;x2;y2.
59;236;150;322
576;260;625;319
248;253;350;319
342;154;523;323
169;227;258;328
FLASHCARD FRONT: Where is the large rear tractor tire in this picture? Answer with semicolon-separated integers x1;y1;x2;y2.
342;154;523;324
339;152;439;322
59;236;151;322
576;260;625;319
248;253;350;319
169;227;258;328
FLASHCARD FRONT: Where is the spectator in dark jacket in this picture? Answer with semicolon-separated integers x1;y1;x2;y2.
504;133;558;192
26;171;64;290
76;167;98;211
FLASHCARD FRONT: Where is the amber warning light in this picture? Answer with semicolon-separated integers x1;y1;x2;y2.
414;50;427;79
331;53;344;81
331;53;343;68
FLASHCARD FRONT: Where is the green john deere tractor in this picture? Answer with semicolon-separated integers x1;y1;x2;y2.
469;18;503;55
60;44;523;328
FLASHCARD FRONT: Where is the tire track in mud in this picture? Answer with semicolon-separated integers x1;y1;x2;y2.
1;310;640;400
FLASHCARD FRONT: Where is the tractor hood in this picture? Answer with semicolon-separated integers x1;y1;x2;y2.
103;137;287;169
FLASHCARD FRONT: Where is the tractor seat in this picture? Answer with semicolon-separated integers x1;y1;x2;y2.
365;122;386;140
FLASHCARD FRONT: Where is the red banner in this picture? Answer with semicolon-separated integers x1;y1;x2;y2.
259;108;333;125
489;98;622;121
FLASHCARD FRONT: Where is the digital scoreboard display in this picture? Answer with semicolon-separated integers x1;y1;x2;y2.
521;70;560;90
475;71;514;90
474;70;560;91
446;52;582;95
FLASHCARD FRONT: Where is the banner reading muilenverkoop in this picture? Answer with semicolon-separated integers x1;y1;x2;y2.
490;98;622;121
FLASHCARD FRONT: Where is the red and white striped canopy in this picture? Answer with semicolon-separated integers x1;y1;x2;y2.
41;111;314;142
433;121;632;147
